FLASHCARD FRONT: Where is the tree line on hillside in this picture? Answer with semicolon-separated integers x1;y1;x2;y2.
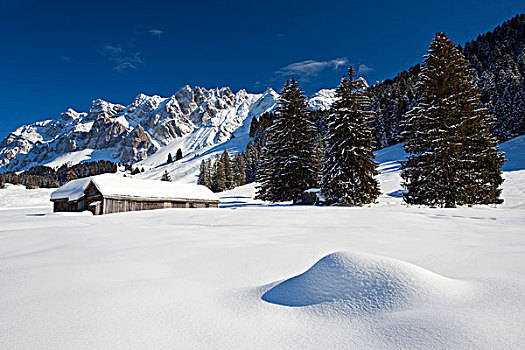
203;31;505;208
197;142;262;192
0;160;118;189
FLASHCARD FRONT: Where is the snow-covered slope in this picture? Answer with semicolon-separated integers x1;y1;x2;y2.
0;86;280;172
133;87;279;182
1;135;524;349
500;134;525;171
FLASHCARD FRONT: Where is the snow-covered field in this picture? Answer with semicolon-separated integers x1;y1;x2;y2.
1;138;524;349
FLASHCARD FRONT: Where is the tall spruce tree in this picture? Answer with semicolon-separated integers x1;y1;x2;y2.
256;78;316;203
321;67;380;205
244;141;260;183
212;155;226;192
198;159;209;187
205;159;212;188
233;154;246;187
401;33;505;207
221;151;234;190
175;149;183;161
312;136;324;187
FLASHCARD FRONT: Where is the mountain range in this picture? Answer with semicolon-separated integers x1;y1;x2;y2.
0;87;274;172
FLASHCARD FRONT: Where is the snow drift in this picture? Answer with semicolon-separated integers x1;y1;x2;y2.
262;251;470;310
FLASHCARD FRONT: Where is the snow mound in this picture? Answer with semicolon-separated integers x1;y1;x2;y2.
262;251;470;311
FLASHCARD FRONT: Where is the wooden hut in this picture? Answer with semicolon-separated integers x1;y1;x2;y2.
300;188;325;205
50;174;220;215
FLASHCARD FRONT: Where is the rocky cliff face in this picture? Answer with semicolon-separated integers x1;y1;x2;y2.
0;86;282;171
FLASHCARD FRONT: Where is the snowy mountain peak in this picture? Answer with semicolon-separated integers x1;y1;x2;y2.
263;87;279;98
129;94;149;108
87;99;124;120
60;108;83;121
308;89;337;111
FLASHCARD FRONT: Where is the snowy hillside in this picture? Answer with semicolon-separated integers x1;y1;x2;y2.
0;86;341;173
1;135;524;349
135;125;254;183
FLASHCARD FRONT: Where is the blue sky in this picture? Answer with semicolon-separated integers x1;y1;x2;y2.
0;0;523;138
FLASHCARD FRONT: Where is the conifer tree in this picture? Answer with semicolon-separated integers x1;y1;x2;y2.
221;151;234;190
161;170;171;182
66;169;78;182
256;78;316;202
175;149;183;161
198;160;208;187
244;141;260;183
167;153;173;164
26;179;38;189
321;67;380;205
233;154;246;187
402;33;505;207
249;117;259;137
204;159;212;188
312;136;324;187
212;155;226;192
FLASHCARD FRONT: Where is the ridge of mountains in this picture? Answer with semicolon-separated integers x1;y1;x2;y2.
0;87;279;172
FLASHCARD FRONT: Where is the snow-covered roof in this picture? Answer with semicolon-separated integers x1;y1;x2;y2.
50;174;219;202
304;188;321;193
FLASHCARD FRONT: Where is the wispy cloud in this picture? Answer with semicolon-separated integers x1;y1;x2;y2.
100;44;142;71
101;45;124;55
98;27;163;72
149;29;163;38
113;58;142;72
357;63;374;75
57;55;71;62
275;58;349;82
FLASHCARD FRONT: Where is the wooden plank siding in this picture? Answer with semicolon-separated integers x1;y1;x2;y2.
102;197;217;214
